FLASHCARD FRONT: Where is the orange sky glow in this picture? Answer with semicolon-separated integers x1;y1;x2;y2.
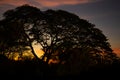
0;0;97;7
113;48;120;57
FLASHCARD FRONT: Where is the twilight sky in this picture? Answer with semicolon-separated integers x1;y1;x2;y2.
0;0;120;55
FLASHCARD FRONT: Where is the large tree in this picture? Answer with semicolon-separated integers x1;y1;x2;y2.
0;4;119;66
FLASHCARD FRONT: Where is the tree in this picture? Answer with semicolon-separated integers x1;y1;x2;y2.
32;9;119;64
0;4;119;66
0;4;44;60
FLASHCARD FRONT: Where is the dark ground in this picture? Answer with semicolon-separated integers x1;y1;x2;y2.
0;56;120;80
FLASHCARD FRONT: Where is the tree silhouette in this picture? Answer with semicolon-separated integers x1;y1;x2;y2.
0;4;119;67
33;9;119;65
0;4;43;60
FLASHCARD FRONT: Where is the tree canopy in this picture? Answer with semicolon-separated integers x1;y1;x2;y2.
0;4;119;66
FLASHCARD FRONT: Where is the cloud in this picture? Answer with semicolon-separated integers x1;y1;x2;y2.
0;0;98;8
0;0;99;19
37;0;94;7
0;0;29;6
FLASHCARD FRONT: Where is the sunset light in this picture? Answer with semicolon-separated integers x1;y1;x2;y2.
113;48;120;57
0;0;120;79
0;0;96;7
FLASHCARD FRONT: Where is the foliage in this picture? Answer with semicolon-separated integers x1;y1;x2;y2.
0;4;119;66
